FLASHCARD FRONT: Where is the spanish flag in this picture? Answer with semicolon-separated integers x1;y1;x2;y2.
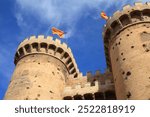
100;11;108;20
51;27;65;38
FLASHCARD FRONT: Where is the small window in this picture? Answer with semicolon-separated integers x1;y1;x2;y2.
32;43;39;51
130;10;141;22
63;52;69;58
105;91;116;100
63;96;72;100
18;48;24;57
24;44;31;53
41;43;47;48
57;47;63;54
84;93;93;100
111;21;122;34
142;9;150;20
74;95;83;100
49;44;56;51
94;92;104;100
119;14;131;26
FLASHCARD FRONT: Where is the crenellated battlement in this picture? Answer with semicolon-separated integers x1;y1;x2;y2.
63;81;99;96
63;80;115;99
66;70;114;91
103;2;150;70
5;2;150;100
14;35;79;78
86;70;113;84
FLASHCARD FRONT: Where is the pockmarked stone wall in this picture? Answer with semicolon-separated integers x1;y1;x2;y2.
5;3;150;100
103;2;150;100
4;35;116;100
4;36;79;100
63;70;116;100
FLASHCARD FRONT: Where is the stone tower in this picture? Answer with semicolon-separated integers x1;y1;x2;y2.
103;2;150;99
4;36;79;100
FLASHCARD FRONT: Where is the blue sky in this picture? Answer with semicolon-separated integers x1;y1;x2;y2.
0;0;149;99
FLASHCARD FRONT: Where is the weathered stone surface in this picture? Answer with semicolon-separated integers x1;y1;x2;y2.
104;2;150;100
4;36;115;100
5;3;150;100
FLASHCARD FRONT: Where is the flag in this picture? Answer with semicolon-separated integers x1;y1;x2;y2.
100;11;108;20
51;27;65;38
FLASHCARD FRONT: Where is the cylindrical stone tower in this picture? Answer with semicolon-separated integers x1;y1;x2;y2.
103;2;150;100
4;35;79;100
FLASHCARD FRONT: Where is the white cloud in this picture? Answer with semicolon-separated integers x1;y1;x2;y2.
15;0;148;38
15;0;103;35
16;0;101;25
15;13;28;30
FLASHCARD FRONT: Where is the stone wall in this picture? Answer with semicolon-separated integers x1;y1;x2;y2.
4;36;79;100
63;70;116;100
103;2;150;99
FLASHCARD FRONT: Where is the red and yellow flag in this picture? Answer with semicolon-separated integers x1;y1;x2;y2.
51;27;65;38
100;11;108;20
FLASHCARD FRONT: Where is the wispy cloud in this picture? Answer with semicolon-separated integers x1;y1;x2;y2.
16;0;100;25
16;0;146;38
15;13;28;31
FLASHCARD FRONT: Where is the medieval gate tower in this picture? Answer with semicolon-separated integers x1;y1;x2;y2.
103;2;150;99
4;2;150;100
4;36;79;100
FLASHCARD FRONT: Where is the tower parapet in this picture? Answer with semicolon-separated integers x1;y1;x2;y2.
4;35;80;100
63;80;116;100
103;2;150;70
103;2;150;99
15;35;79;78
63;70;116;100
